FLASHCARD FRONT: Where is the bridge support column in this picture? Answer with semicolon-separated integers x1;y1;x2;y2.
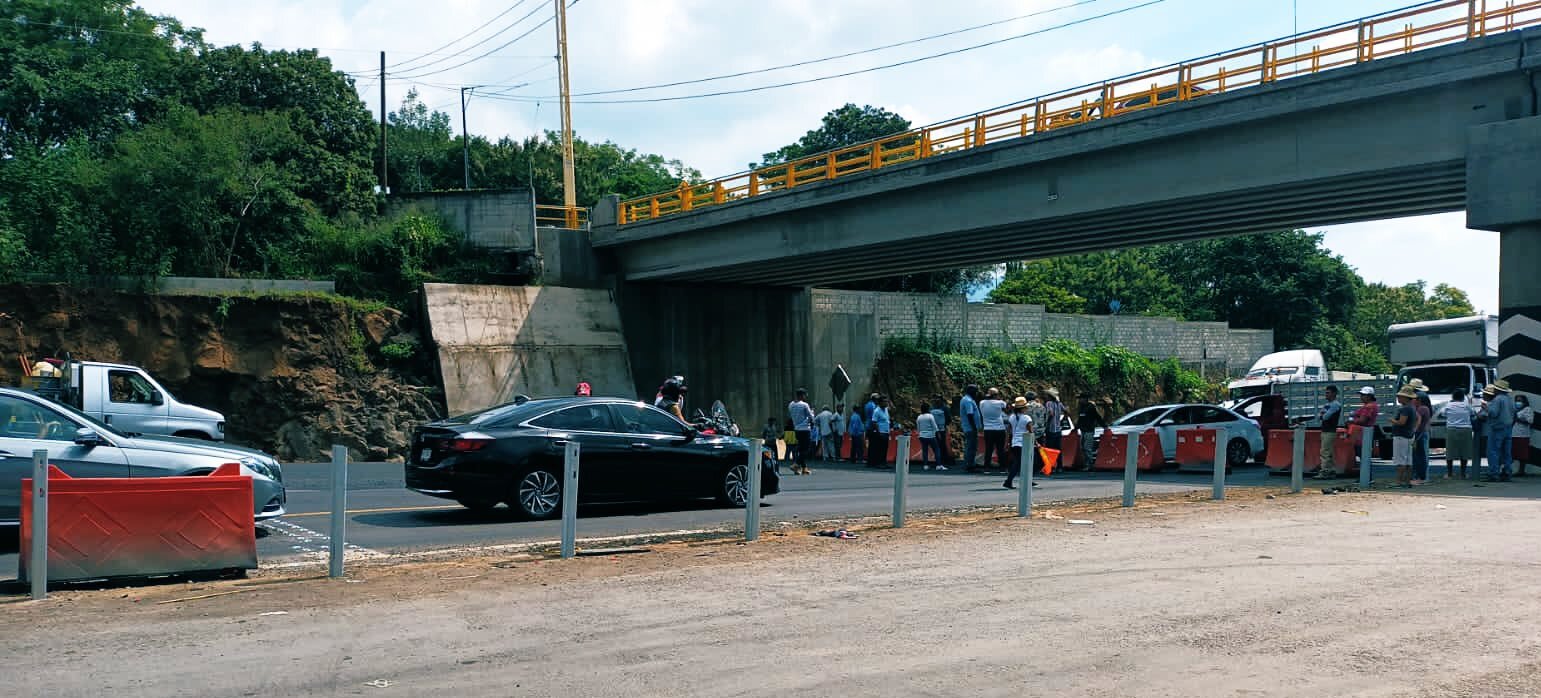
1468;116;1541;398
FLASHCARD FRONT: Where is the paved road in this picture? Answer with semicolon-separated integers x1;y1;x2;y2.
1;457;1385;578
6;483;1538;697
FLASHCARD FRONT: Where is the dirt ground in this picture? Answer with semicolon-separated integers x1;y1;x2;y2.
4;483;1540;697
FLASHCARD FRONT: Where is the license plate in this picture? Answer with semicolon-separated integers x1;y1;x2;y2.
419;448;433;462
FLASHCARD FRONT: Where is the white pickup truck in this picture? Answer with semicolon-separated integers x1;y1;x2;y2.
20;358;226;441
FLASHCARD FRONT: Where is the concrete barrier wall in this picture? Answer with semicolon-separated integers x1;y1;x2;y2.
392;189;536;251
422;283;634;415
809;289;1275;385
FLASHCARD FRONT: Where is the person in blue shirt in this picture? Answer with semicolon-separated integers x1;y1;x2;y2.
867;395;892;468
847;406;866;463
960;385;981;470
864;393;879;422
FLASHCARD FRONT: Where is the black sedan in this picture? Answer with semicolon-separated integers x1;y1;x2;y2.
406;397;779;518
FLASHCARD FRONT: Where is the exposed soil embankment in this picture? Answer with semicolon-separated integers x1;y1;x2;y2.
0;284;440;462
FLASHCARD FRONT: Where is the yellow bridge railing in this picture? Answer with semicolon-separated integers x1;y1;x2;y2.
536;204;589;230
618;0;1541;225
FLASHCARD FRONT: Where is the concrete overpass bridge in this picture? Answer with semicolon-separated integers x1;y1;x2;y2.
591;0;1541;400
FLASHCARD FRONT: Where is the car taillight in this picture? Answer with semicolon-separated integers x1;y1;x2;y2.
445;438;493;452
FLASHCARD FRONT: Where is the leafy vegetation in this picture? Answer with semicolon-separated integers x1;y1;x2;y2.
990;231;1475;372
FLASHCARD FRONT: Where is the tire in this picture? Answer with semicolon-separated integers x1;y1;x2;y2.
455;497;499;512
511;469;562;520
1226;439;1252;467
717;463;751;507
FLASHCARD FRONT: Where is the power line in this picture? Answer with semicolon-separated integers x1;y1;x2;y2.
391;0;581;81
568;0;1106;98
385;0;536;70
387;0;547;76
495;0;1165;105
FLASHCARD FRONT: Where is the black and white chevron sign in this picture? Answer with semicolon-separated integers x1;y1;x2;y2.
1499;306;1541;399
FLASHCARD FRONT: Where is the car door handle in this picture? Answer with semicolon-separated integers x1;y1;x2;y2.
630;443;652;451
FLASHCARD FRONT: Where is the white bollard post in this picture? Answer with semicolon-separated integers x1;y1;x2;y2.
1019;433;1036;517
1291;426;1306;493
1123;431;1138;507
745;439;763;541
892;434;910;528
561;442;580;559
329;445;347;579
1360;429;1374;489
30;449;48;600
1212;428;1227;501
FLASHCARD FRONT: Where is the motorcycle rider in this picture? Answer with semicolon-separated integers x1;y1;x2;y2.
655;375;687;421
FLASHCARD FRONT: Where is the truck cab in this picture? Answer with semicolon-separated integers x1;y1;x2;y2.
1225;349;1329;404
1388;315;1499;446
24;360;226;441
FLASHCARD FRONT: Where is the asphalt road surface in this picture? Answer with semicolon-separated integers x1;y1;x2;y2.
5;481;1538;697
0;457;1397;578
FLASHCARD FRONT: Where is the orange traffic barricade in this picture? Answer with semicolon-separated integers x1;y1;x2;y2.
21;463;257;584
1268;430;1332;473
1093;430;1163;472
1175;428;1219;469
1058;431;1081;470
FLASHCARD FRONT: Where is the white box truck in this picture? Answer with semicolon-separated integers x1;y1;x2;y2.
1388;315;1499;445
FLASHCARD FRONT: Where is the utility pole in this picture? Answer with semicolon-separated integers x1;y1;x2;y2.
460;86;473;190
379;51;388;194
554;0;577;227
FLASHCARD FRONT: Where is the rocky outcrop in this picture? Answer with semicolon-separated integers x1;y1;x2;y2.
0;285;442;462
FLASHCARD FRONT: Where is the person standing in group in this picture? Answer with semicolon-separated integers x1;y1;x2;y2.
828;404;846;462
1411;391;1433;485
1003;397;1037;490
1024;391;1047;444
1513;394;1534;477
788;389;814;476
916;402;942;470
976;388;1009;472
1391;385;1418;488
1042;388;1066;451
865;393;880;422
1075;398;1106;470
960;385;982;470
815;405;837;462
1348;386;1381;476
847;405;866;464
1313;385;1344;480
1481;380;1516;482
930;394;952;467
762;418;783;473
1443;388;1477;479
867;395;893;468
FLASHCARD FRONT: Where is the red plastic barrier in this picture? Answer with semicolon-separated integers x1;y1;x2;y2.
1268;430;1338;473
1175;428;1219;468
1059;432;1081;471
21;463;257;583
1093;430;1163;471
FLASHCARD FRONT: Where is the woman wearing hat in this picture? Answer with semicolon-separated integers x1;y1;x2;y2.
1512;394;1534;477
1390;385;1419;487
1003;397;1036;490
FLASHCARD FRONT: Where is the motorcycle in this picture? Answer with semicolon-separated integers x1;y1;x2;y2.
691;400;776;471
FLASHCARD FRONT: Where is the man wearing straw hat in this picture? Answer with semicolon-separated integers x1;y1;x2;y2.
1390;385;1419;488
1480;379;1516;482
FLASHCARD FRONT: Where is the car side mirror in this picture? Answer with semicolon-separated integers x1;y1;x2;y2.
150;391;165;406
74;427;105;447
1157;418;1176;426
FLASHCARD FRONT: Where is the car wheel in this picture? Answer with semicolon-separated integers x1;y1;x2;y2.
512;469;562;520
456;497;499;512
717;463;750;507
1226;439;1251;467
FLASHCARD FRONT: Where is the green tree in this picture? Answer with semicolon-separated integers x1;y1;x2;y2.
754;103;912;167
1302;319;1393;375
387;89;455;194
991;248;1185;316
1351;281;1477;355
988;263;1087;312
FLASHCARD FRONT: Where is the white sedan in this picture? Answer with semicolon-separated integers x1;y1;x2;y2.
1093;404;1265;469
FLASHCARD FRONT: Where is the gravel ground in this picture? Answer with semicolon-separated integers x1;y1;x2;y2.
3;485;1540;697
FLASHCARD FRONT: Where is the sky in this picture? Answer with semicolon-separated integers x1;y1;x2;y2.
135;0;1501;313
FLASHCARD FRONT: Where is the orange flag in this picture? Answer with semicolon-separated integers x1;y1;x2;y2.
1038;446;1061;476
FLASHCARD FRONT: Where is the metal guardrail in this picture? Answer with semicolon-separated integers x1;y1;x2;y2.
536;204;590;230
618;0;1541;225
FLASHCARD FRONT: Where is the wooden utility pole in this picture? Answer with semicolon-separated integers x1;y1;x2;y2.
554;0;577;227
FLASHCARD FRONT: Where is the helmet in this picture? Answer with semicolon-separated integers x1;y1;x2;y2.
660;377;682;401
575;381;592;397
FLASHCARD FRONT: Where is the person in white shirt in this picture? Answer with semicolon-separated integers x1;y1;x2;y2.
815;406;837;462
1443;388;1477;479
975;388;1009;472
1003;396;1037;490
916;401;944;470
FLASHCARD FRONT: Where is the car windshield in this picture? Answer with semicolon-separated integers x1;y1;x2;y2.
1114;407;1169;426
1400;366;1472;395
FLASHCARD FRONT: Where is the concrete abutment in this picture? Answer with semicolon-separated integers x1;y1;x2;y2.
1468;115;1541;399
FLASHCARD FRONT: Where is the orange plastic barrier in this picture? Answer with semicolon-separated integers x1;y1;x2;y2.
1093;430;1163;472
1174;428;1221;468
1057;432;1081;471
1265;430;1324;470
21;463;257;583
